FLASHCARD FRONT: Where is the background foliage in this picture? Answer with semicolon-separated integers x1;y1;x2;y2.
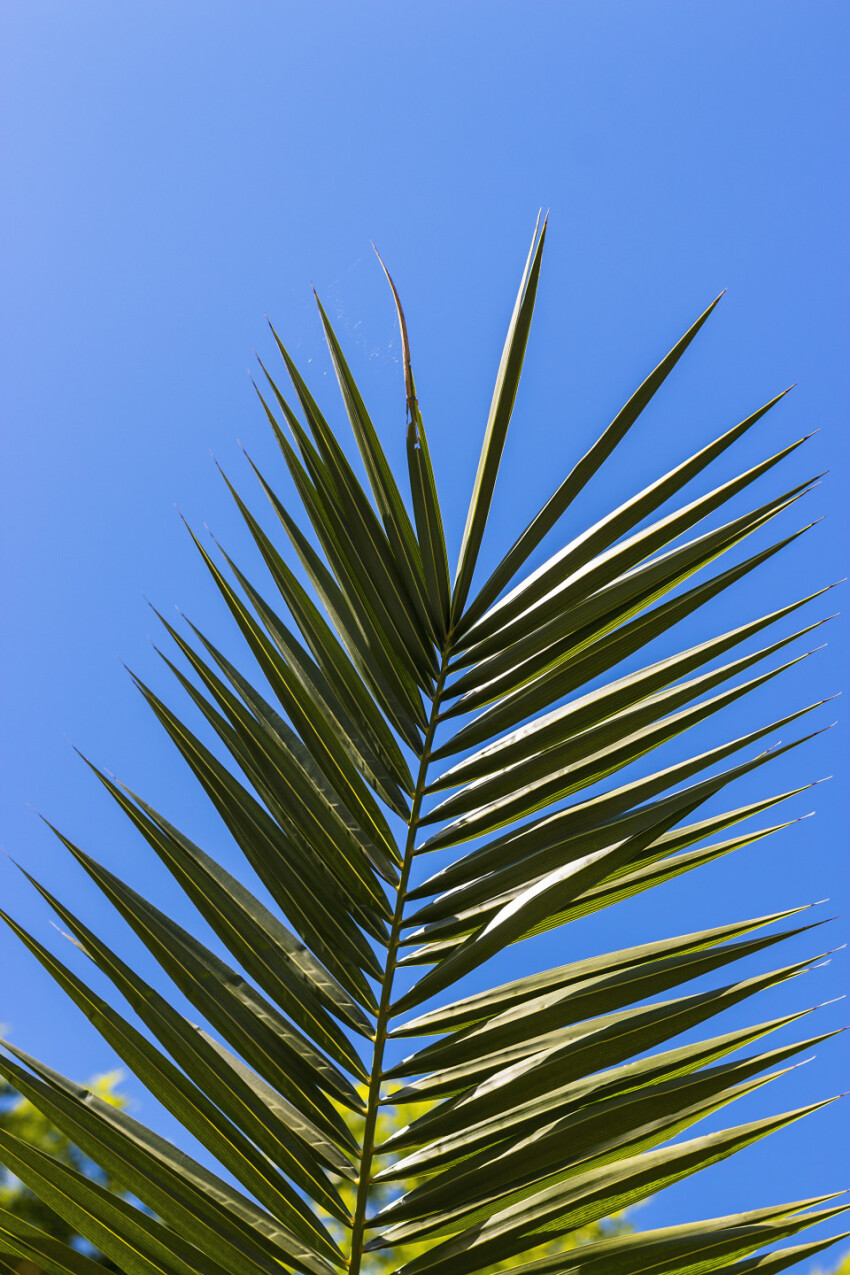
0;1079;124;1273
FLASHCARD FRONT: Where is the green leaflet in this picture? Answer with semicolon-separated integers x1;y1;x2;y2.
259;358;437;688
391;931;823;1085
1;1040;323;1259
404;819;811;968
440;523;820;731
268;320;430;641
3;886;349;1257
404;785;808;938
453;434;814;668
206;544;411;820
433;592;830;780
401;833;801;967
446;476;817;689
374;246;453;636
218;463;414;793
378;1007;829;1169
428;614;828;799
371;1065;804;1242
411;731;819;899
710;1234;850;1275
454;392;797;653
391;908;815;1039
389;953;820;1122
256;381;432;719
50;828;361;1149
245;445;426;748
418;661;822;850
383;1103;835;1274
130;668;383;1003
452;216;547;621
313;295;436;645
417;703;826;860
0;1210;107;1275
0;1051;313;1275
455;291;727;638
377;1035;838;1205
155;608;398;900
463;1201;849;1275
0;913;351;1260
182;523;402;873
0;1131;242;1275
85;759;372;1068
388;952;823;1113
408;412;452;638
152;638;393;929
396;798;703;1014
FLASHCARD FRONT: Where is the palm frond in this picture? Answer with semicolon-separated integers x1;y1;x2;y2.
1;222;843;1275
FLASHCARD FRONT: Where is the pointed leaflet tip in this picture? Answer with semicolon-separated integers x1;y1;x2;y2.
701;289;726;317
372;241;416;427
454;282;737;642
452;215;547;620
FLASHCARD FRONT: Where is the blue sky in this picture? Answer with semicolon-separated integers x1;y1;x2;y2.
2;1;848;1267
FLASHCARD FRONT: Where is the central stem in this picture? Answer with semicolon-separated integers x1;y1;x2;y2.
347;648;450;1274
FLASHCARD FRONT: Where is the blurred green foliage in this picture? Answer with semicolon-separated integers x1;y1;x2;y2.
0;1074;125;1272
814;1253;850;1275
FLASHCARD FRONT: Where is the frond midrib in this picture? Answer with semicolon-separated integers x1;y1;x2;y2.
347;644;453;1274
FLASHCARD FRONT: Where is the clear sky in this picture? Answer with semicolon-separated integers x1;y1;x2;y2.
1;2;848;1268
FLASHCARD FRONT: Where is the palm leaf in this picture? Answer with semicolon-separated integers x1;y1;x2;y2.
2;223;843;1275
